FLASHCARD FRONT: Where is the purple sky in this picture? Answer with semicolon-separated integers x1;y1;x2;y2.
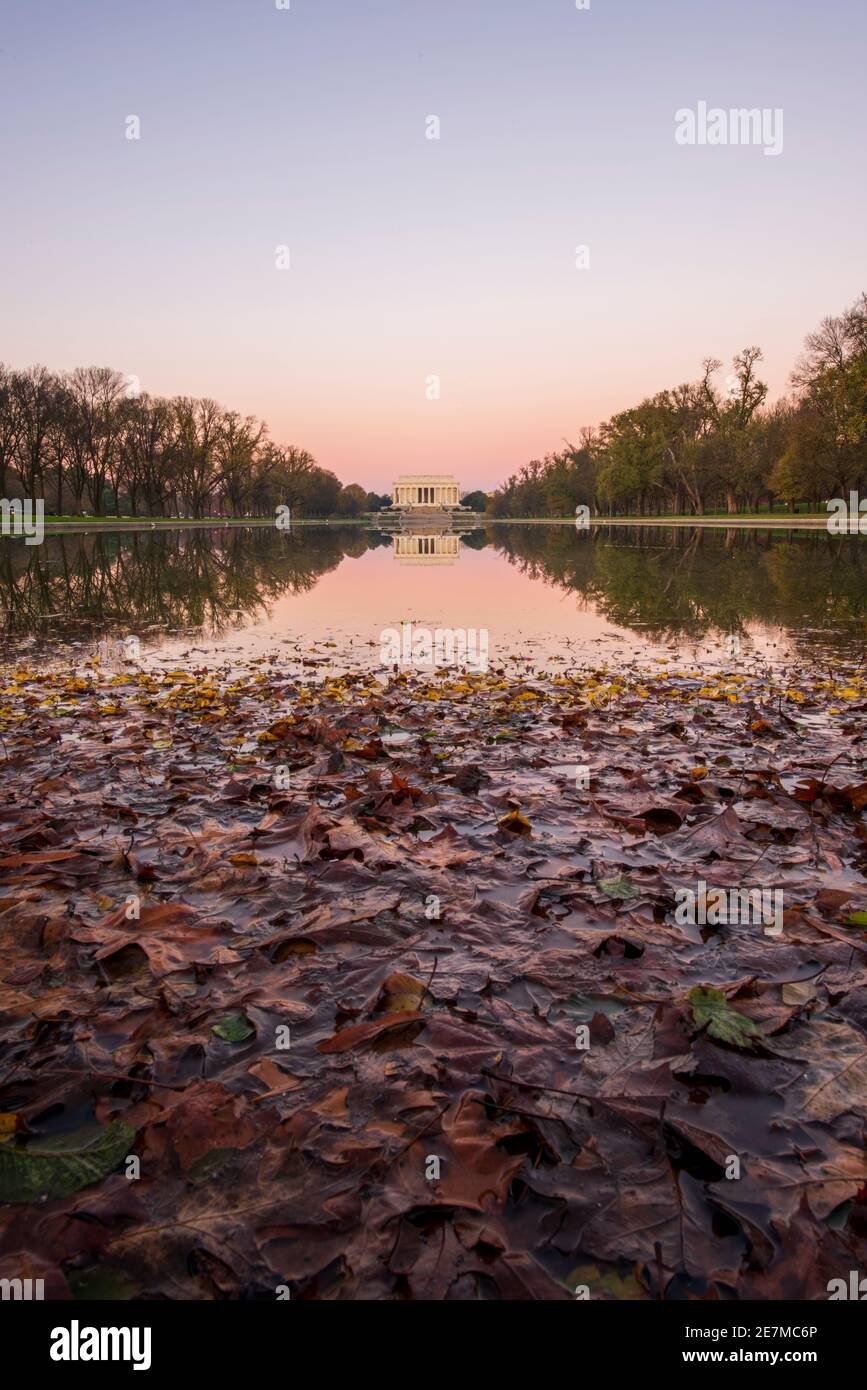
1;0;864;491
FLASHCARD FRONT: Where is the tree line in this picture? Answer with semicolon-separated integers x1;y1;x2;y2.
0;364;383;519
487;294;867;518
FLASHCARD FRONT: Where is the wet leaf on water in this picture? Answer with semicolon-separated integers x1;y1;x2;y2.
688;986;764;1051
0;1114;20;1144
567;1262;648;1301
598;874;640;900
378;971;427;1014
0;1120;136;1204
316;1012;425;1053
497;809;532;836
211;1011;255;1043
67;1266;141;1300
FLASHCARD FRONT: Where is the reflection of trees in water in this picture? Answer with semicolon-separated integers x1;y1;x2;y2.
0;526;379;639
488;524;867;651
2;523;865;658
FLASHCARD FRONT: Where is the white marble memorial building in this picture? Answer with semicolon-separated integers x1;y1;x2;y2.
390;475;465;511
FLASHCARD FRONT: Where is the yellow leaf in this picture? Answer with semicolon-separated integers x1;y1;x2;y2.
0;1114;19;1144
379;972;426;1014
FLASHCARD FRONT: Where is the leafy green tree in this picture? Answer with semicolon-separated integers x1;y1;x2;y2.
338;483;369;517
461;490;488;512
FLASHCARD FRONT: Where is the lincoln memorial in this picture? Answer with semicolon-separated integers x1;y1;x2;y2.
390;475;464;510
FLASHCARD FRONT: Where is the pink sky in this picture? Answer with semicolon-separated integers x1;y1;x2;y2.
2;0;865;493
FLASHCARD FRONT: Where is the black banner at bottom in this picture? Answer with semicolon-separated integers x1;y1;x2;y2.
1;1298;862;1377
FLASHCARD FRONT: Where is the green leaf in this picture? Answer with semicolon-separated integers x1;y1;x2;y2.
844;912;867;928
567;1262;647;1301
598;875;640;900
68;1266;140;1301
688;986;764;1050
212;1011;255;1043
0;1120;136;1204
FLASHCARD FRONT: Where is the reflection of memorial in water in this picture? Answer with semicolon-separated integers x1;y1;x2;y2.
392;532;461;565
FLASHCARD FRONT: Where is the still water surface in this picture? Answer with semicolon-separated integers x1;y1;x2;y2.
1;523;865;676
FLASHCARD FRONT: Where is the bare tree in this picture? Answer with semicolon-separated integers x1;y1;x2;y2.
13;364;58;501
216;411;266;516
172;398;223;517
0;364;21;498
67;367;128;514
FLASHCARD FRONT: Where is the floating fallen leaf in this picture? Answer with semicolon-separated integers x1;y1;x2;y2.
67;1267;141;1301
688;985;764;1051
212;1011;256;1043
598;874;640;900
0;1114;20;1144
316;1013;425;1053
378;971;426;1014
0;1120;136;1203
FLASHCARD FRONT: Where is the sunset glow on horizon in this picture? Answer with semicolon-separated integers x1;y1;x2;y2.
2;0;865;493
